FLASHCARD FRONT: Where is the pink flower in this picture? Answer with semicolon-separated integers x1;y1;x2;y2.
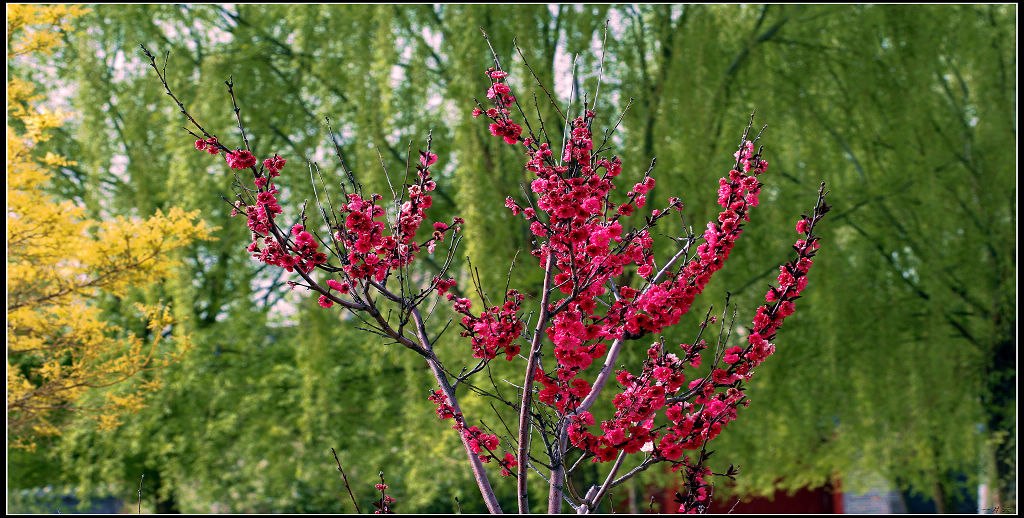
530;221;547;236
486;83;511;99
723;346;743;364
420;151;438;167
500;452;517;477
263;154;286;176
226;149;257;169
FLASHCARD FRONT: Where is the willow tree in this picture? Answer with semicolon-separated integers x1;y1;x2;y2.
601;4;1016;510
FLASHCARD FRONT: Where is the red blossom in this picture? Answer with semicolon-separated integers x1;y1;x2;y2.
263;154;286;176
225;149;257;169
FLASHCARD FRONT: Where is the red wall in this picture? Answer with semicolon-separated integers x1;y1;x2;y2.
706;484;841;514
624;482;842;514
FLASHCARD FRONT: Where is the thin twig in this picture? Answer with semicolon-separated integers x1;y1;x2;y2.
559;53;581;168
331;448;362;514
514;40;567;124
224;75;252;153
591;20;610;112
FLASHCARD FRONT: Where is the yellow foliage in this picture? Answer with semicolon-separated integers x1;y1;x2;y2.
6;5;212;449
6;4;89;58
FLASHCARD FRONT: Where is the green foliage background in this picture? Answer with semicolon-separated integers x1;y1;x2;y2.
8;4;1015;513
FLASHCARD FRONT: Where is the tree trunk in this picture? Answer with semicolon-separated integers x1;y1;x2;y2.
985;336;1016;511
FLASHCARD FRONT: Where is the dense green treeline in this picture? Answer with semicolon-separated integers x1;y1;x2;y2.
9;4;1014;513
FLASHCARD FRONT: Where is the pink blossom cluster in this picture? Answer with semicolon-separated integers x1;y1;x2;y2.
193;136;220;154
473;69;522;145
610;145;768;340
327;152;456;283
199;144;323;276
473;67;772;439
469;66;827;510
676;461;713;513
743;221;822;368
225;149;257;169
491;114;660;416
428;390;518;477
219;151;331;275
263;154;286;176
565;339;725;464
287;223;329;273
233;174;327;275
372;481;396;514
567;210;823;481
454;290;525;361
432;276;457;296
196;135;462;306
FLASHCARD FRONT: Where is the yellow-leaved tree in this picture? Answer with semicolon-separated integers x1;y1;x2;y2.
7;5;213;449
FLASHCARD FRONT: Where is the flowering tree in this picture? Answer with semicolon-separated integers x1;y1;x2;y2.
142;33;830;513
